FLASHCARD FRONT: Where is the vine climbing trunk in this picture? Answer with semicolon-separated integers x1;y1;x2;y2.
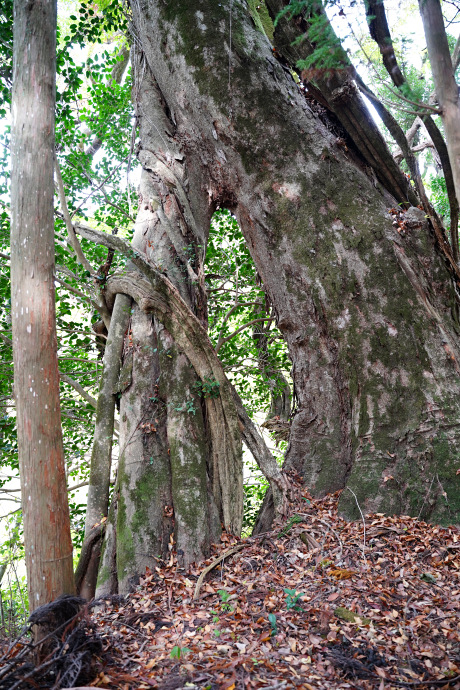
10;0;75;609
96;55;241;595
97;0;460;591
76;293;132;600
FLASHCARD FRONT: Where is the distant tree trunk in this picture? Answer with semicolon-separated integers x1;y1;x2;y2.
96;0;460;590
365;0;459;262
419;0;460;238
10;0;75;609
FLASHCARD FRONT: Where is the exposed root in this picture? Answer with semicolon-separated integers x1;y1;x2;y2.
0;595;102;690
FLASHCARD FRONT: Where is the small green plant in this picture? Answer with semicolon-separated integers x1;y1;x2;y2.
268;613;278;635
278;514;302;538
169;399;197;415
170;645;191;659
284;588;304;611
319;558;333;569
185;399;196;414
218;589;234;612
193;376;220;399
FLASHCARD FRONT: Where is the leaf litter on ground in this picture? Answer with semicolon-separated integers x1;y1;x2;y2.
74;478;460;689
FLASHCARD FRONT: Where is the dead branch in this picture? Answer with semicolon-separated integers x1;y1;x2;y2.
193;544;246;601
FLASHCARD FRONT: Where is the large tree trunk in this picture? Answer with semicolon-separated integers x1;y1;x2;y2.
96;54;240;594
120;0;460;535
10;0;75;609
96;0;460;592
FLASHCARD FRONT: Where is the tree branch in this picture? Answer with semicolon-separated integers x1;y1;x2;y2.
215;317;271;353
215;300;263;350
452;32;460;73
266;0;418;207
59;373;97;409
362;0;460;263
356;75;429;206
69;155;129;221
54;156;96;275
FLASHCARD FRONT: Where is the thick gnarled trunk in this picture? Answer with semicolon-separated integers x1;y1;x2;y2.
96;55;239;593
124;0;460;531
94;0;460;593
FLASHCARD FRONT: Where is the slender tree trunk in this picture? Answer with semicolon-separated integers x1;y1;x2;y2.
419;0;460;261
77;293;131;599
10;0;74;609
123;0;460;532
84;294;131;537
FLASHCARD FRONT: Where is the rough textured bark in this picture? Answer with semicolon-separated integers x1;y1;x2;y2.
10;0;75;609
72;225;287;582
123;0;459;530
354;77;456;271
271;0;417;208
94;43;243;589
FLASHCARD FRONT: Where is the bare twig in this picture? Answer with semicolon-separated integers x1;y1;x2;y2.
346;487;367;566
215;300;263;351
215;317;271;353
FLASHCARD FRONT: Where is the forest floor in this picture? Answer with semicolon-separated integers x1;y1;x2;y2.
86;477;460;690
1;476;459;690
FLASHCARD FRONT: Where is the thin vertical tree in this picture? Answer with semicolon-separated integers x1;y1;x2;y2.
10;0;75;609
419;0;460;221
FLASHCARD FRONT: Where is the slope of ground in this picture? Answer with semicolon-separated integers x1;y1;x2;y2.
88;478;460;690
1;477;459;689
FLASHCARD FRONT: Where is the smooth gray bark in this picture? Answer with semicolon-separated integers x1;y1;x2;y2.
84;293;132;538
77;293;131;599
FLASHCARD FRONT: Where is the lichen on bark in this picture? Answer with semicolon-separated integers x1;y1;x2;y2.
92;0;460;588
